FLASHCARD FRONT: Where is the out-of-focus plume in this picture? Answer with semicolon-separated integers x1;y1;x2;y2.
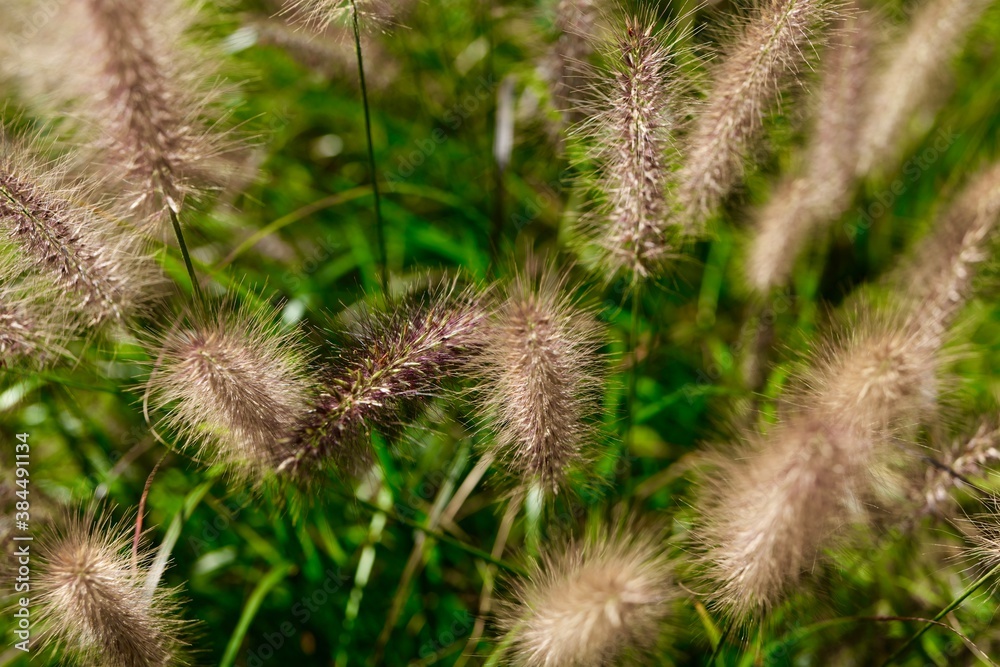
0;132;157;326
747;4;875;292
856;0;992;177
3;0;238;228
697;417;872;618
497;523;673;667
678;0;835;225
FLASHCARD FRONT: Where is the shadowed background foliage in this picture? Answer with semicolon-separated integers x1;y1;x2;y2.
2;0;1000;665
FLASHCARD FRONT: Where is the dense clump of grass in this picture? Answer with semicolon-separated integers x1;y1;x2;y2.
4;0;1000;665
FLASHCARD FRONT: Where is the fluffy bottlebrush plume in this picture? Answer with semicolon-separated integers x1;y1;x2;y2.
800;4;873;219
282;279;486;478
746;5;874;292
36;507;184;667
900;161;1000;343
146;301;317;480
472;269;605;493
805;308;939;438
2;0;235;226
547;0;599;126
746;177;816;291
966;495;1000;576
919;423;1000;516
0;135;155;326
855;0;991;177
578;15;680;281
497;525;673;667
0;264;75;367
805;164;1000;441
677;0;833;225
79;0;232;221
698;417;872;618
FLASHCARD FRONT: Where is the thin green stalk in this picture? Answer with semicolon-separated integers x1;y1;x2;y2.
220;563;294;667
709;618;734;664
167;207;203;305
336;487;527;577
372;442;471;663
622;284;642;481
350;0;388;295
880;562;1000;666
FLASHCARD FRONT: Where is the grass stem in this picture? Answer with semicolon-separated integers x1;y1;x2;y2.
350;0;388;295
880;562;1000;666
167;207;204;306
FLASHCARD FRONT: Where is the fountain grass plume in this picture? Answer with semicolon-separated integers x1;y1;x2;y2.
856;0;993;177
81;0;236;225
282;277;486;479
0;131;158;326
697;416;873;618
472;267;606;494
36;506;186;667
2;0;239;230
747;4;875;292
146;298;318;482
575;11;683;282
920;422;1000;516
283;0;411;32
0;256;76;367
497;521;673;667
899;161;1000;344
678;0;837;225
548;0;599;127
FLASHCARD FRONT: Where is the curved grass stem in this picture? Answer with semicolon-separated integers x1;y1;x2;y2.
167;207;204;305
879;562;1000;666
350;0;388;295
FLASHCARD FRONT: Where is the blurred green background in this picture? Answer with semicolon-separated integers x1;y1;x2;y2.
2;0;1000;664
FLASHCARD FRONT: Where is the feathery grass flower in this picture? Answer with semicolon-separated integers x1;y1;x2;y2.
698;417;870;618
900;161;1000;342
807;308;940;437
0;260;75;367
81;0;234;221
37;507;185;667
678;0;834;224
0;134;155;325
578;14;682;280
283;278;485;477
473;269;605;493
147;300;317;480
747;5;874;291
498;524;673;667
920;423;1000;516
856;0;992;176
284;0;408;32
1;0;238;226
547;0;599;126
